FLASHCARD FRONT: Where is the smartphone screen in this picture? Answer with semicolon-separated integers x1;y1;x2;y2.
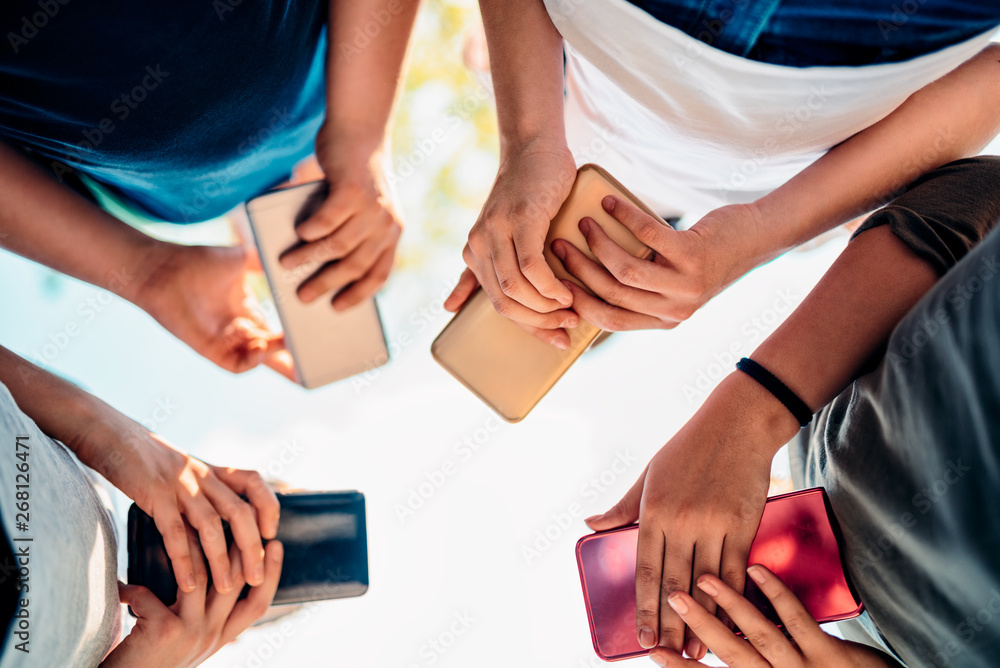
128;491;369;609
246;181;389;389
575;488;863;661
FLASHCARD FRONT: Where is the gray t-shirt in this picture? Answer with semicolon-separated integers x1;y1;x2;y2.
0;381;120;667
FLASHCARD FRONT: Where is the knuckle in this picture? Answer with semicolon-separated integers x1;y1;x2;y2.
614;262;640;286
635;220;660;244
490;296;515;316
636;608;659;623
661;576;686;596
497;274;521;297
657;624;684;648
635;564;661;588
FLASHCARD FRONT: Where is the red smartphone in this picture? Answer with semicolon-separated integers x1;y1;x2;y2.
575;488;863;661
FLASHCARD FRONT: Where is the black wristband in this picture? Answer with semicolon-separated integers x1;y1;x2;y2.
735;357;813;427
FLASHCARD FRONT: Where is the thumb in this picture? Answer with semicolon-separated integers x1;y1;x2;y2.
118;582;170;621
444;267;480;312
584;467;647;531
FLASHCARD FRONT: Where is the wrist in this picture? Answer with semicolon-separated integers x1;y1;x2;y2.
702;371;803;461
315;121;387;173
498;128;568;162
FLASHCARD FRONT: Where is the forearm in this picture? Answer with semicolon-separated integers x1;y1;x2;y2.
0;141;170;304
748;44;1000;264
479;0;566;153
323;0;421;156
0;345;125;463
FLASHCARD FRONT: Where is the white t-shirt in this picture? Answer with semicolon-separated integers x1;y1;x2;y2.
545;0;996;218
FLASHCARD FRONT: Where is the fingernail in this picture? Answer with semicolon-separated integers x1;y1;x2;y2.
221;572;233;593
668;592;688;615
562;316;579;328
696;578;719;597
253;562;265;586
639;626;656;649
552;338;569;351
602;196;616;211
557;293;572;307
650;653;667;667
298;288;314;303
579;218;591;235
584;514;602;524
552;243;566;260
185;573;196;592
686;638;703;659
747;565;766;585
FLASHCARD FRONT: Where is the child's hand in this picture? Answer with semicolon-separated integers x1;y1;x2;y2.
650;566;900;667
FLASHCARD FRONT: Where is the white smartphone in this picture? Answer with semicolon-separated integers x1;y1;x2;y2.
246;181;389;389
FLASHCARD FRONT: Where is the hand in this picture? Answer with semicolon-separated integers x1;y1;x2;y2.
444;139;579;348
104;536;283;668
650;566;899;667
134;243;294;379
552;197;767;331
278;137;402;310
76;415;280;598
586;372;799;658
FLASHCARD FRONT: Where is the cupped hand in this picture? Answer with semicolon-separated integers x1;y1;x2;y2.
105;535;283;668
552;197;766;331
79;416;280;599
444;139;579;348
279;142;401;310
135;243;294;379
586;372;799;658
649;566;899;667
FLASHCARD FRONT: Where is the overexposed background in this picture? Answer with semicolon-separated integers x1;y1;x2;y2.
10;1;992;667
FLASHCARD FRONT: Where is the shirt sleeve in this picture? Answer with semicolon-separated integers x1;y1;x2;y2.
851;156;1000;275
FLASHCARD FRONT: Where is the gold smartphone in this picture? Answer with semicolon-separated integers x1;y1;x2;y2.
431;164;669;422
246;181;389;389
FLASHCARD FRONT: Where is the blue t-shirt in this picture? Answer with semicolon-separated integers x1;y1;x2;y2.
0;0;328;222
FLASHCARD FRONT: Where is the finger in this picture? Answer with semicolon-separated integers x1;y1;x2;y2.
280;213;370;269
748;565;830;655
211;468;280;540
444;265;480;312
688;538;724;660
511;227;572;306
635;524;665;650
220;317;272;373
151;503;197;593
183;495;233;595
296;234;385;303
294;187;356;243
118;582;172;622
262;336;296;382
666;591;770;668
659;539;693;652
477;263;579;344
719;530;754;630
577;216;658;288
175;523;209;620
584;467;646;531
695;573;796;666
206;542;247;626
552;238;662;315
602;195;677;256
203;479;266;588
565;282;672;332
332;241;396;310
490;238;567;313
647;646;708;667
220;541;284;643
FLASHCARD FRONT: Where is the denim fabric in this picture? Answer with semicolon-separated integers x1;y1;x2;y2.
628;0;1000;66
0;1;328;222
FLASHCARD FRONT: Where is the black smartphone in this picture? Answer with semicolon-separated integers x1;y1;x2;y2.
127;490;368;610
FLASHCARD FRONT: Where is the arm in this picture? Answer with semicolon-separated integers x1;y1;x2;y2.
560;44;1000;332
442;0;579;348
279;0;419;309
0;141;291;377
586;157;1000;658
0;344;280;598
